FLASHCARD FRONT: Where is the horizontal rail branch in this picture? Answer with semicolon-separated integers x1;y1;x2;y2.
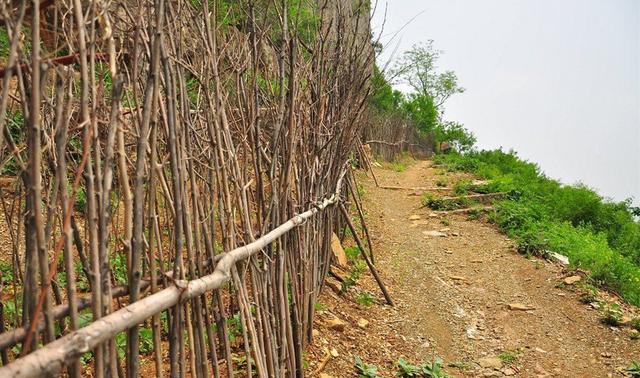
0;171;346;378
0;255;225;351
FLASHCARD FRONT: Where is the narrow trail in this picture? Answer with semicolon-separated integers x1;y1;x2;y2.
308;159;639;378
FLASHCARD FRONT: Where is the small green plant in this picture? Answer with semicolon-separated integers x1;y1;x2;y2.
356;292;374;307
628;361;640;377
344;246;361;262
452;178;473;195
440;218;450;227
422;193;460;211
631;317;640;332
227;313;243;342
314;301;326;311
435;178;448;188
342;259;366;292
498;350;519;364
395;357;450;378
467;209;482;220
74;186;87;213
578;285;599;304
601;303;623;326
111;252;128;285
355;356;379;378
357;184;366;197
390;161;407;172
396;358;421;377
630;331;640;340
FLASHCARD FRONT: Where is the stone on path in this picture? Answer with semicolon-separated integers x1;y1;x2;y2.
563;275;581;285
477;356;503;369
327;317;346;332
423;230;447;237
508;303;534;311
330;233;348;267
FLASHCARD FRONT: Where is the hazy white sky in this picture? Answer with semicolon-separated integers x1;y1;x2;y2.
372;0;640;203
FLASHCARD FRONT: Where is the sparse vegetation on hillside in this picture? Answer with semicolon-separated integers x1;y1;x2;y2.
434;150;640;305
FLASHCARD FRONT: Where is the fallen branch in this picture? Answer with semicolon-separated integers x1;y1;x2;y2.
380;185;449;191
440;192;508;202
435;206;494;215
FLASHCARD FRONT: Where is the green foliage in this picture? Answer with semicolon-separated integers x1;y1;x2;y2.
370;66;404;113
498;350;519;364
435;178;448;188
390;41;464;106
74;186;87;213
112;253;128;285
0;28;8;58
403;93;439;134
437;121;476;153
628;361;640;377
434;150;640;305
227;312;243;342
355;356;379;378
452;178;473;196
601;303;623;326
422;193;465;211
115;328;153;360
345;246;361;262
356;292;374;307
395;357;450;378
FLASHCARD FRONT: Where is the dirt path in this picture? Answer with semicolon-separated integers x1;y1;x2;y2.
308;159;639;377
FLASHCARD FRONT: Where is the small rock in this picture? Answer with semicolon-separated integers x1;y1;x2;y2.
478;357;503;369
534;347;548;354
312;329;320;338
357;318;369;329
452;232;460;236
450;275;466;281
327;317;346;332
563;275;581;285
429;212;439;218
423;230;447;237
549;252;570;265
408;214;421;220
330;348;339;357
502;367;516;376
508;303;534;311
319;374;334;378
330;233;348;267
440;227;451;232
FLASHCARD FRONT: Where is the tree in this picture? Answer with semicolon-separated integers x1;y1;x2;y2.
389;41;474;152
370;65;405;113
390;41;464;110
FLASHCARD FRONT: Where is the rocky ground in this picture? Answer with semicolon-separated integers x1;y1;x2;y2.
306;159;640;378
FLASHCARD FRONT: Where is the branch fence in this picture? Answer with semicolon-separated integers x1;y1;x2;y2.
0;0;379;376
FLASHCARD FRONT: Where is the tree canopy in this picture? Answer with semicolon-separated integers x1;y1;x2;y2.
370;41;475;152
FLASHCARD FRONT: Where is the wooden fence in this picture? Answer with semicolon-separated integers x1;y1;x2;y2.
0;0;376;376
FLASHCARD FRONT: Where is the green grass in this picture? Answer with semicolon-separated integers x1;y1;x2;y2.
434;150;640;306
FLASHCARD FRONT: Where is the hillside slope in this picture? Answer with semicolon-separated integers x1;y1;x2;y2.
307;159;640;377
